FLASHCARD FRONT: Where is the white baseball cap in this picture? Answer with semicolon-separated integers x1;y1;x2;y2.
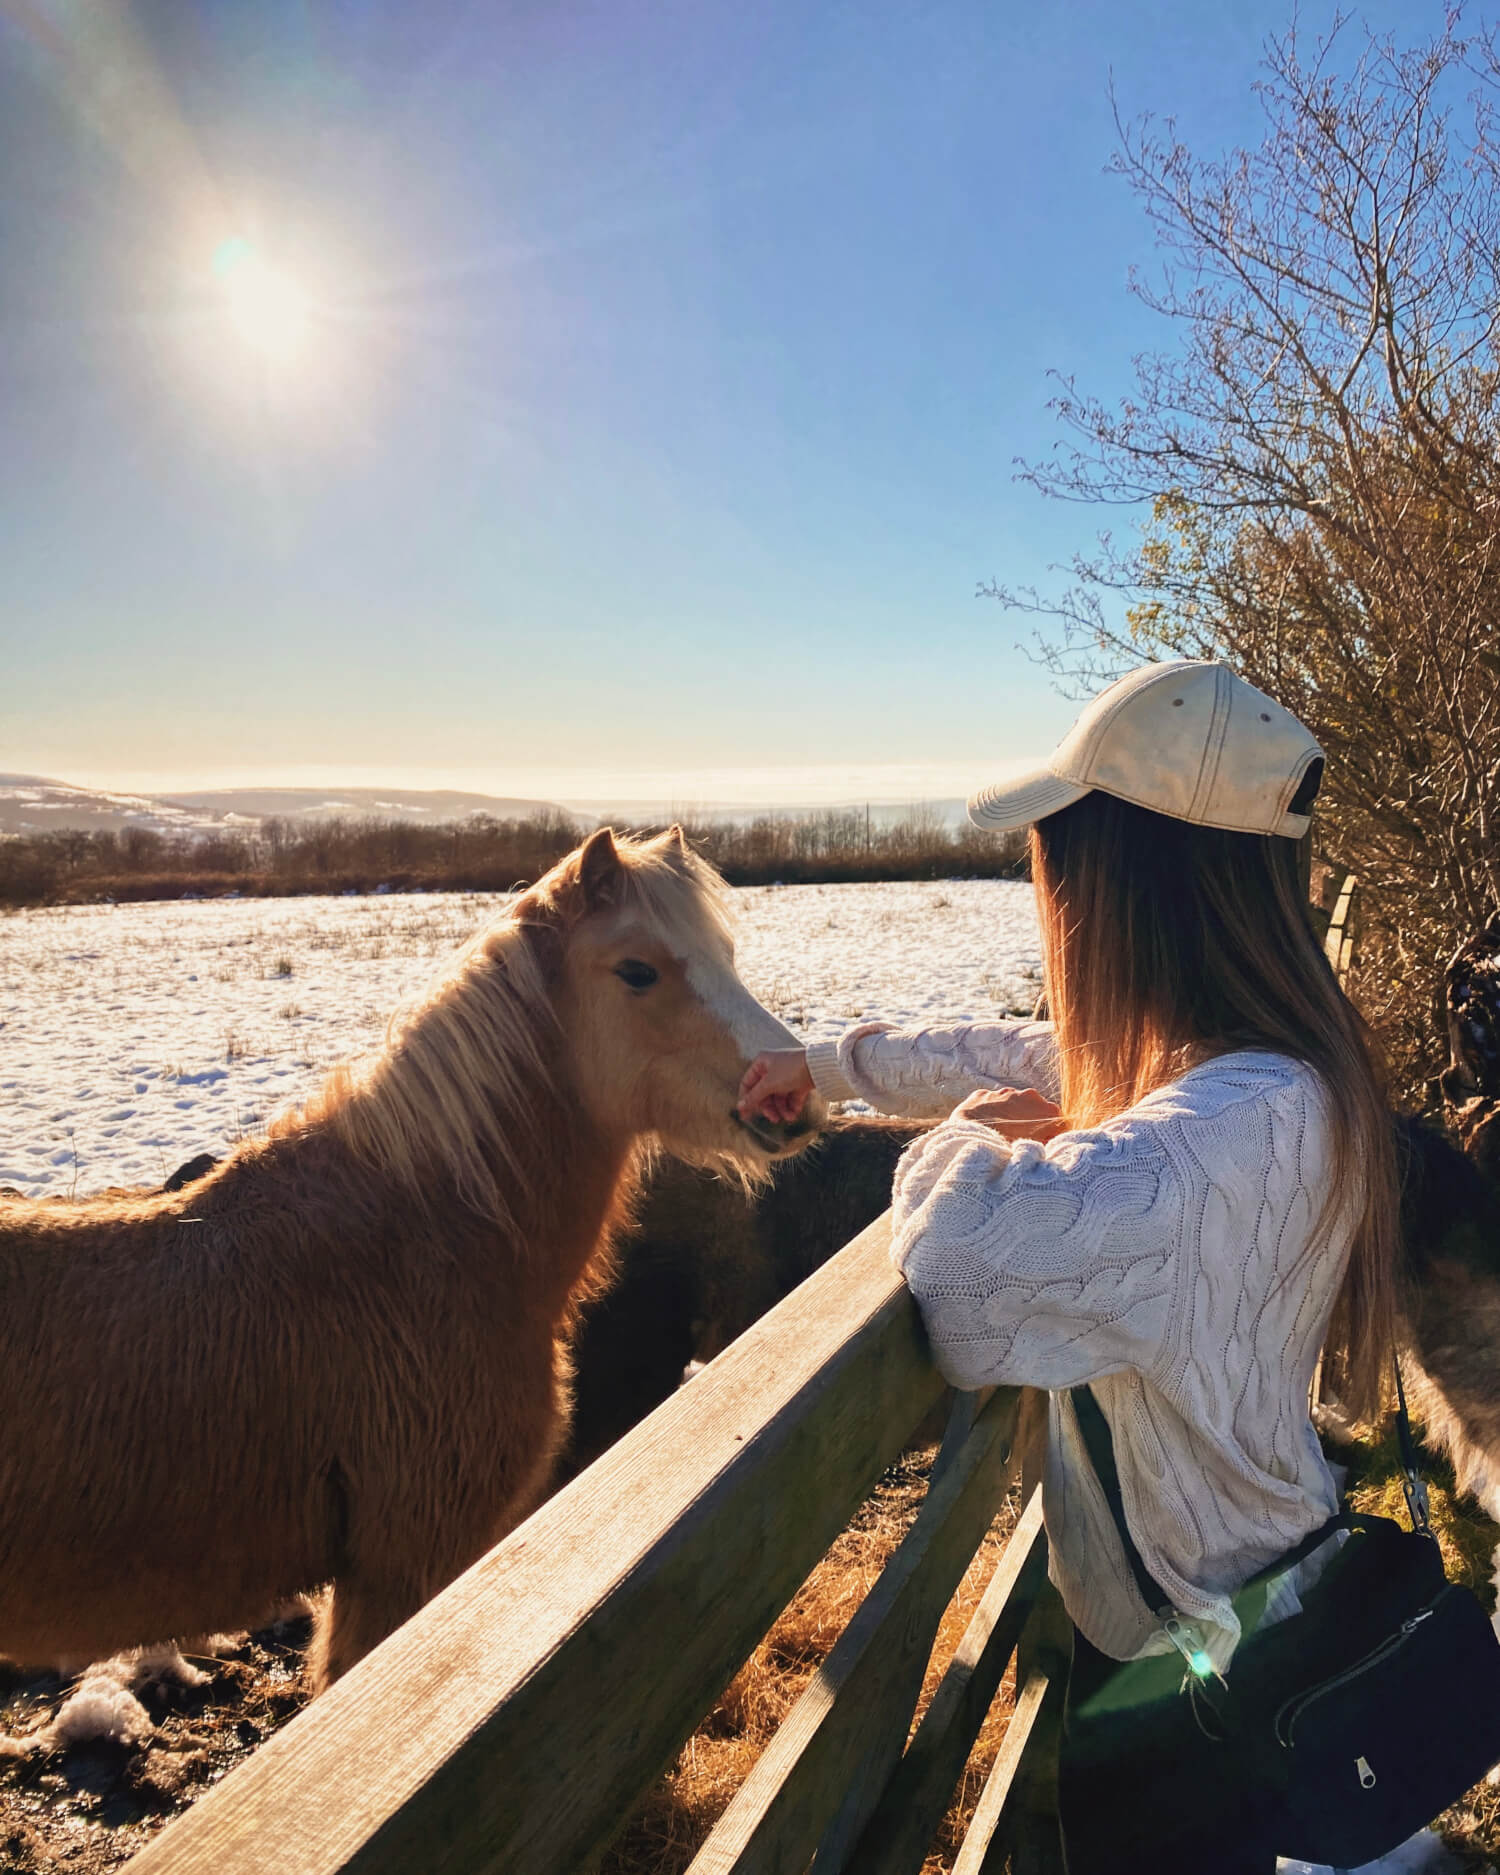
968;660;1324;840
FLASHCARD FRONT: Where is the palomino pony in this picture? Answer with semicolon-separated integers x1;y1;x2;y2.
0;827;820;1690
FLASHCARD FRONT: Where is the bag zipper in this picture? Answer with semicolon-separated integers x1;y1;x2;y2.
1274;1601;1439;1748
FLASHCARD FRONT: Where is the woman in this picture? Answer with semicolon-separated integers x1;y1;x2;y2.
736;659;1400;1875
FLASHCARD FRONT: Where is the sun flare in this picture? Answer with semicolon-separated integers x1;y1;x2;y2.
213;236;313;364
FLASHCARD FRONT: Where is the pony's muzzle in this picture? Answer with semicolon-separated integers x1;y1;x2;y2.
732;1107;822;1157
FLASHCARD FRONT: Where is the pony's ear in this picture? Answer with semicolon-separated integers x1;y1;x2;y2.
664;823;689;858
577;826;623;911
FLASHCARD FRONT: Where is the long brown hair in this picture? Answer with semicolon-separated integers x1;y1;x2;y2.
1030;791;1400;1423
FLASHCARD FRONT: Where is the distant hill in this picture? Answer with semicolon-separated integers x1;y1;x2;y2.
0;778;1022;909
165;787;571;825
0;776;570;838
0;776;212;837
0;775;974;841
561;797;973;830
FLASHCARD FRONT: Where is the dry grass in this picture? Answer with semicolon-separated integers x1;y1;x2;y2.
10;1406;1496;1872
1343;1424;1500;1607
601;1445;1025;1875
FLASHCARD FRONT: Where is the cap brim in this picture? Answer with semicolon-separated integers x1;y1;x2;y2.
967;767;1091;833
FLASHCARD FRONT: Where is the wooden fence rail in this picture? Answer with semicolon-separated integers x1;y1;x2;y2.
124;1216;1058;1875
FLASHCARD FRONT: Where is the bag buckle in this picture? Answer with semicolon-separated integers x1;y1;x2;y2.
1160;1614;1226;1688
1402;1468;1432;1536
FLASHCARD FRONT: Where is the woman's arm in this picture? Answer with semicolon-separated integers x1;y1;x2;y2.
738;1020;1059;1124
739;1050;1064;1138
891;1107;1183;1392
804;1018;1060;1118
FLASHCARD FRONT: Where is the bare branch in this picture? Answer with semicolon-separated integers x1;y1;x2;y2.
993;14;1500;1095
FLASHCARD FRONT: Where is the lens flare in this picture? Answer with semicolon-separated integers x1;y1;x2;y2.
213;237;312;363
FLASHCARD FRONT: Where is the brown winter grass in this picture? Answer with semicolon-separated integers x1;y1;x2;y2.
9;1415;1499;1872
0;1615;315;1875
600;1444;1025;1875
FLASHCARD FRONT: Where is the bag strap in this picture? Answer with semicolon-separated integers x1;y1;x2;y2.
1070;1385;1354;1619
1393;1354;1432;1535
1070;1385;1174;1616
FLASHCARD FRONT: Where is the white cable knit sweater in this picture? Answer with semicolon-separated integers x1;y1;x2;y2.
805;1021;1349;1669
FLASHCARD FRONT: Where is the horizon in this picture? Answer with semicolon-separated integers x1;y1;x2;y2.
10;753;1045;813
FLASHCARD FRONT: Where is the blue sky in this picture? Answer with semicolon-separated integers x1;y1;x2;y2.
0;0;1425;806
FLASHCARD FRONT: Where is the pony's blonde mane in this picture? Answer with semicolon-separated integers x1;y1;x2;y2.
271;831;730;1233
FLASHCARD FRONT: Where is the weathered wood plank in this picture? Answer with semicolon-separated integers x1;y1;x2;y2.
684;1386;1023;1875
125;1215;946;1875
951;1663;1058;1875
1005;1583;1070;1875
845;1487;1048;1875
1325;871;1358;983
807;1397;1020;1875
1006;1398;1069;1875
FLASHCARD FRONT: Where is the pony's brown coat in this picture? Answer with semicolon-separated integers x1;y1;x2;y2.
0;829;814;1688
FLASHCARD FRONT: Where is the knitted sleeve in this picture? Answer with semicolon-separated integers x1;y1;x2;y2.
889;1102;1185;1392
805;1019;1059;1118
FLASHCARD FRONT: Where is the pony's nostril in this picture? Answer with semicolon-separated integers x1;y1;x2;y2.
732;1109;792;1151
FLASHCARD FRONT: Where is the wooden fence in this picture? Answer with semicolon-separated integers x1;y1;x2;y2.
1323;871;1358;982
123;1215;1064;1875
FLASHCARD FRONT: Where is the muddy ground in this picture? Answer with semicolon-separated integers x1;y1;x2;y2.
0;1615;313;1874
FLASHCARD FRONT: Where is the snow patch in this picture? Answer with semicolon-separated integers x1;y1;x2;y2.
43;1662;152;1751
126;1645;211;1699
0;1647;213;1758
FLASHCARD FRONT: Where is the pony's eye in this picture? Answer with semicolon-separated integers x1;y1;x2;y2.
614;959;659;992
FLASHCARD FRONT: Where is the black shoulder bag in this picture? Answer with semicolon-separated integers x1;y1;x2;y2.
1069;1369;1500;1868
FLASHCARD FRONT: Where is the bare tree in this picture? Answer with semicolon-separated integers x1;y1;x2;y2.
989;13;1500;1099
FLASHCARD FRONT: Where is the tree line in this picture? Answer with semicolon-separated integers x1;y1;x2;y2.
0;809;1028;910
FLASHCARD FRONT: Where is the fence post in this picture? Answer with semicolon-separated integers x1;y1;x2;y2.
1002;1391;1068;1875
1324;872;1358;985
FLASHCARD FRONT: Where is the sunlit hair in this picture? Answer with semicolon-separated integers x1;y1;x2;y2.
1029;791;1401;1423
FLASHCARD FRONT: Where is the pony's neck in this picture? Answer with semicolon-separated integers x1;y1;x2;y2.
253;1083;636;1322
491;1096;640;1309
259;913;647;1314
293;1014;636;1312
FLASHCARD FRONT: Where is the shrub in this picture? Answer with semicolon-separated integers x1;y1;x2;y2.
991;16;1500;1104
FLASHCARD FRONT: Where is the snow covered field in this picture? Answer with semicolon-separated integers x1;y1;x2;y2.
0;879;1044;1198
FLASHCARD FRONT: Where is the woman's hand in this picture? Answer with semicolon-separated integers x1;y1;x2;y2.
953;1086;1066;1141
738;1049;813;1125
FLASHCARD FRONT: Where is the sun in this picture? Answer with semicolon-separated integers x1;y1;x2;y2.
212;236;313;364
